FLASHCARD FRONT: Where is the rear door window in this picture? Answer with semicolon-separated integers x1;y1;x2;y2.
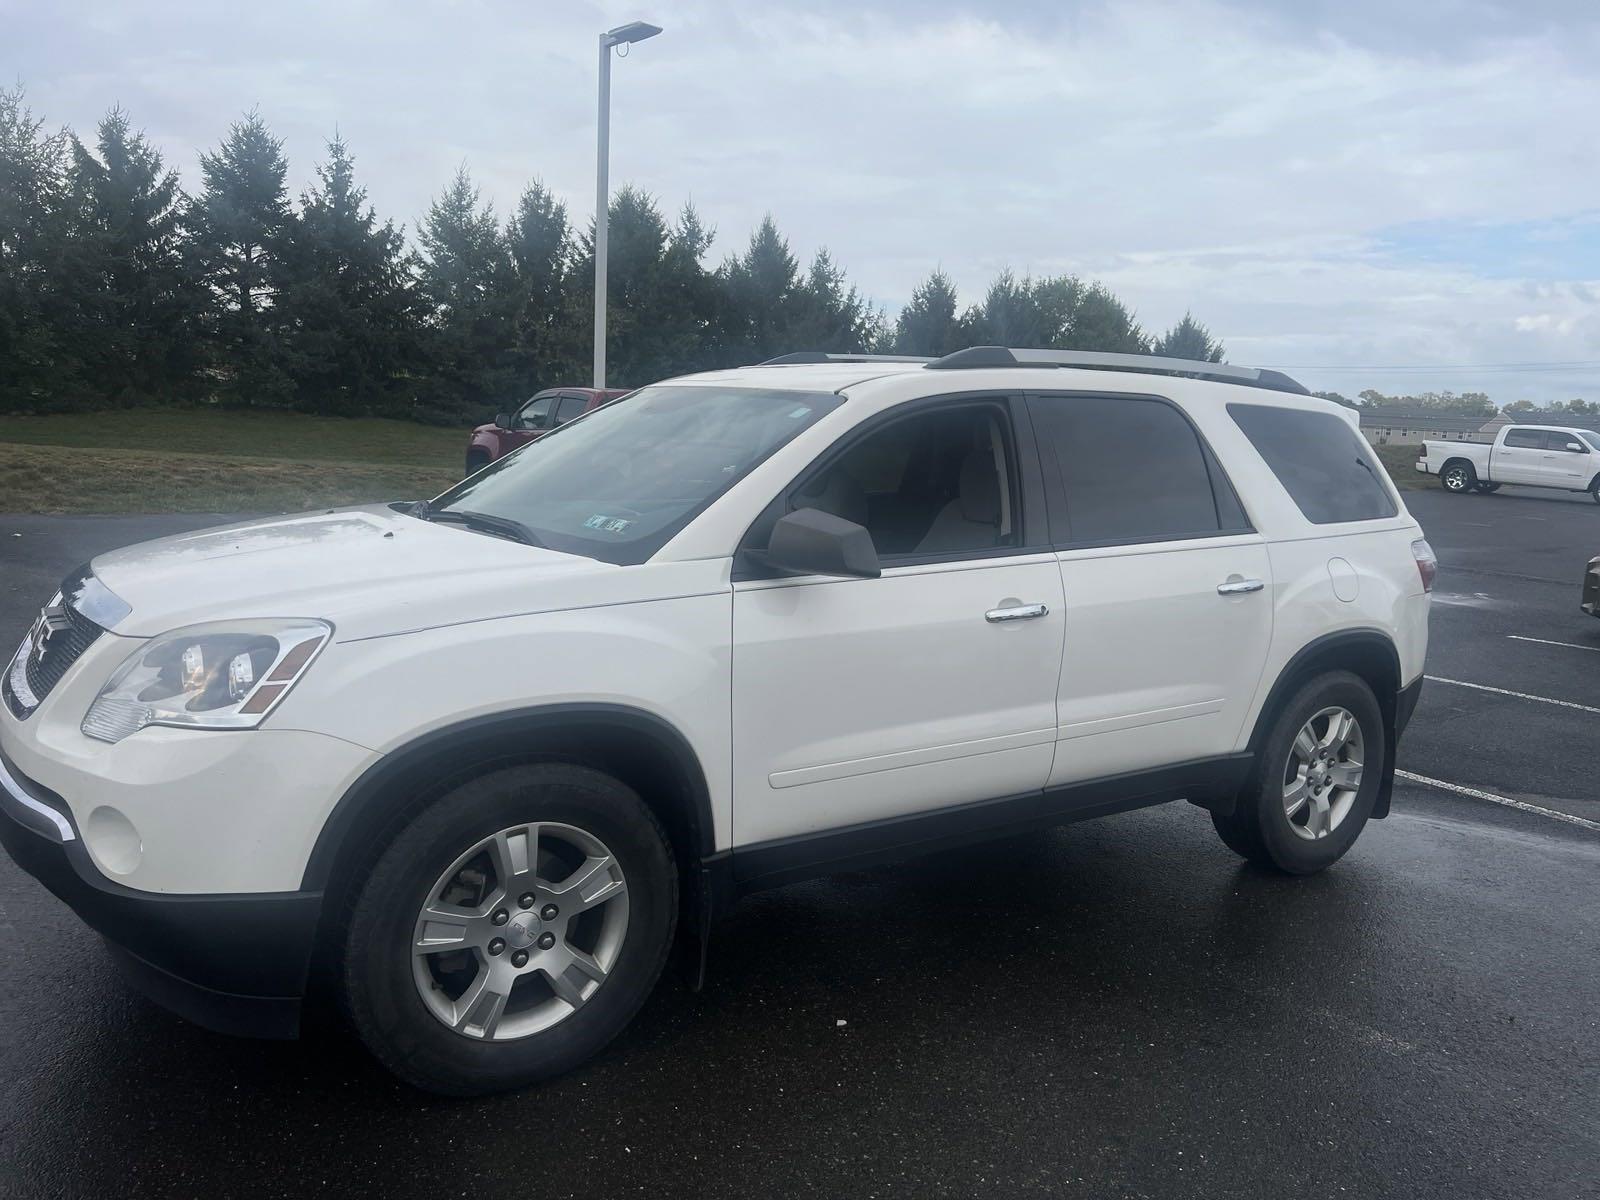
1503;429;1544;449
1228;403;1398;524
1029;393;1249;545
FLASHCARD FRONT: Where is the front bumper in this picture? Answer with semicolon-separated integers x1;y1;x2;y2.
1583;556;1600;618
0;747;319;1038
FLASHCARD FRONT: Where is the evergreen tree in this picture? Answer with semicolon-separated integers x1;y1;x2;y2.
1061;280;1149;353
893;270;968;356
187;110;294;404
415;165;517;419
505;179;572;392
277;134;421;415
966;271;1149;354
63;107;202;404
653;201;725;377
720;214;801;362
564;186;717;386
967;270;1049;346
0;86;74;410
1153;312;1224;362
790;247;882;353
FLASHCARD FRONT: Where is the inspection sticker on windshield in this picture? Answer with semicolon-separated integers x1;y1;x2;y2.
584;514;633;534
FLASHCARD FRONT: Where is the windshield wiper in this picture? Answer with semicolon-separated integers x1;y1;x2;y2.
421;506;545;548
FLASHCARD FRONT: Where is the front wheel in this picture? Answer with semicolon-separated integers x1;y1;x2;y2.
1590;478;1600;505
340;764;678;1095
1440;462;1476;493
1212;671;1385;875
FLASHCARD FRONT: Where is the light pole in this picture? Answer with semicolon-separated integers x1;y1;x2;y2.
595;19;662;390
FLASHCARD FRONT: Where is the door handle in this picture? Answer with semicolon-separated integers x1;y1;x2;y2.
985;603;1049;623
1217;578;1265;595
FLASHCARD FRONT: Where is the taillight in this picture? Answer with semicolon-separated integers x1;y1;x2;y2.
1411;538;1437;592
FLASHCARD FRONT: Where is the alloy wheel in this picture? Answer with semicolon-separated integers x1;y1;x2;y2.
1282;706;1364;841
411;821;629;1041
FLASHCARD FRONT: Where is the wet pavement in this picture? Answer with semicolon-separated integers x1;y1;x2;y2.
0;490;1596;1199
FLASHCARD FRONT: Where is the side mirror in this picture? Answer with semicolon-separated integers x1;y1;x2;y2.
761;508;881;579
1565;441;1585;453
494;412;513;431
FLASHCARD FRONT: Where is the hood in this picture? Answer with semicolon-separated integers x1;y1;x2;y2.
472;421;499;437
91;505;615;640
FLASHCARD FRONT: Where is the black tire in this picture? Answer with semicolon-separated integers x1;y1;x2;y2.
1439;461;1476;493
1212;670;1386;875
1589;478;1600;505
340;763;677;1096
1475;482;1500;494
464;450;491;477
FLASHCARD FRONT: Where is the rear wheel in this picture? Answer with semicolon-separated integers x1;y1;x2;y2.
341;763;677;1095
1212;670;1385;875
1440;461;1475;493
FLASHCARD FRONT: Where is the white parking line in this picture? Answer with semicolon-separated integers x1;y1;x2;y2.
1424;675;1600;715
1396;770;1600;833
1507;634;1600;654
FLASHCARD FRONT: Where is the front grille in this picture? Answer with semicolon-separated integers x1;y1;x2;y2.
23;603;104;702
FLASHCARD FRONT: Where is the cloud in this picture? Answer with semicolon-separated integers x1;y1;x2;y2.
7;0;1600;399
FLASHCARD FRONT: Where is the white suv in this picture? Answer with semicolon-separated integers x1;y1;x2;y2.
0;347;1434;1094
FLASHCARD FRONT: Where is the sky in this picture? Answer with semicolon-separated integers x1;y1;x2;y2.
8;0;1600;403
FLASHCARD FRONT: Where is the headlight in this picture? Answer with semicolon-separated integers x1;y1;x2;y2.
82;619;332;744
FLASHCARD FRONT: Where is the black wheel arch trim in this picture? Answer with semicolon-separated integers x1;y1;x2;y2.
1246;628;1407;819
300;702;718;894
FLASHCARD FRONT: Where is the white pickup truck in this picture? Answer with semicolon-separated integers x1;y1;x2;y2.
1417;424;1600;502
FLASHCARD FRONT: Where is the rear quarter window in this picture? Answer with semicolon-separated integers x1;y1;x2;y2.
1227;403;1398;524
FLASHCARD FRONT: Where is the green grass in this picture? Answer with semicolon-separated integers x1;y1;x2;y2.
0;408;470;514
1370;442;1431;490
0;408;467;466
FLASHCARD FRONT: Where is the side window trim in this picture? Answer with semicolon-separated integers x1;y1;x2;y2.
1026;389;1256;551
732;392;1046;581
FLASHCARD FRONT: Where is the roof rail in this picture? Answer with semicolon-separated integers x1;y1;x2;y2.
758;352;934;366
926;346;1309;396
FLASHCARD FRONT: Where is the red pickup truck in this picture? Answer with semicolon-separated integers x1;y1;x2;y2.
464;386;630;474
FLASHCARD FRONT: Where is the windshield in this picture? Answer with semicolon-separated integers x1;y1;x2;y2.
1578;431;1600;452
429;385;843;564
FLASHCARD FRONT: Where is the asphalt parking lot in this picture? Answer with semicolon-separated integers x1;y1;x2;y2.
1;487;1596;1199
